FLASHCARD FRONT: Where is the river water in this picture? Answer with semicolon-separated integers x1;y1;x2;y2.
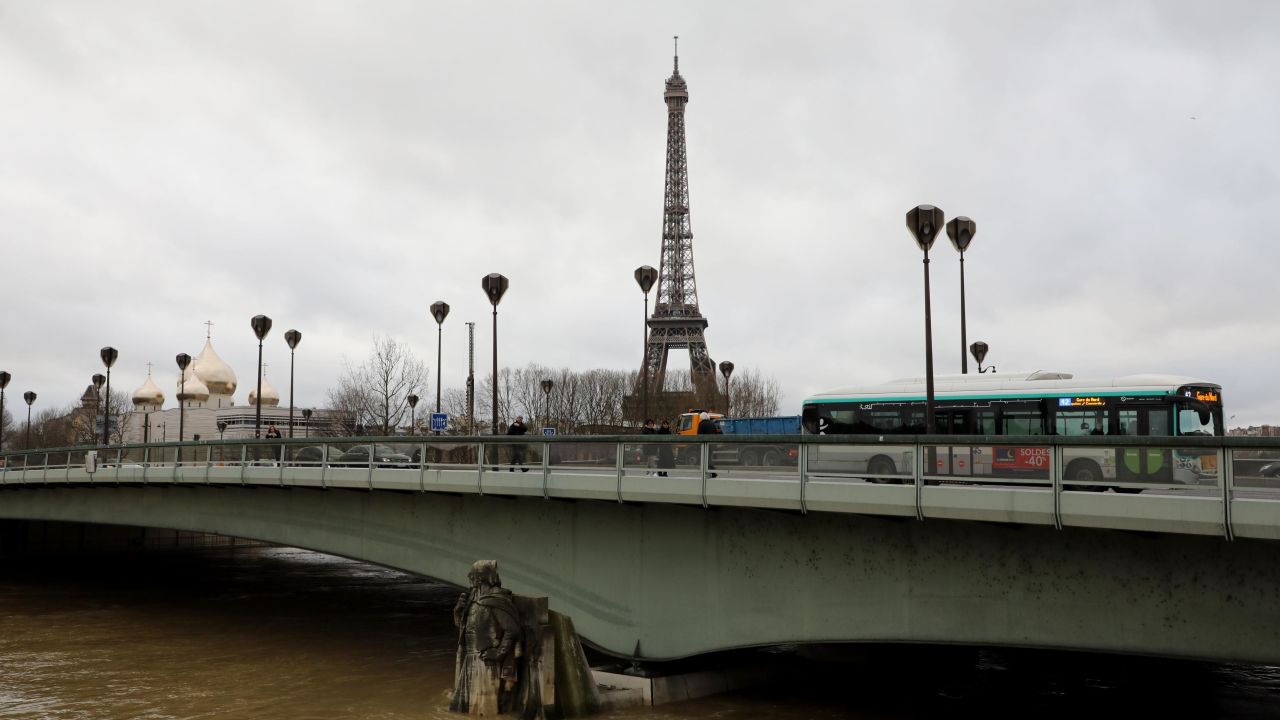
1;546;1277;719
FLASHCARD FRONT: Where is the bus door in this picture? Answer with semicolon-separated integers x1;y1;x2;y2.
1115;405;1173;484
935;408;974;477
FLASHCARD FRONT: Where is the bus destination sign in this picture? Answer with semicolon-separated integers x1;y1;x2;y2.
1058;396;1105;408
1186;389;1220;403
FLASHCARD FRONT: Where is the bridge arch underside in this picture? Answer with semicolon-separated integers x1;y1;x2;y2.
1;486;1276;664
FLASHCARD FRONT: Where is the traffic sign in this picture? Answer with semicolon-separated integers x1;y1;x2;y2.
430;413;449;432
542;427;556;437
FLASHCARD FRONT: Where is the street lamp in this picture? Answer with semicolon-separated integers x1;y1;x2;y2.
906;205;944;433
633;265;658;422
0;370;10;451
91;373;106;442
301;408;313;438
176;353;192;446
250;315;273;438
541;379;553;430
217;420;228;441
718;361;735;417
23;391;36;449
99;347;118;445
430;302;450;429
947;216;977;374
970;341;995;374
407;394;419;435
284;329;302;438
481;274;509;434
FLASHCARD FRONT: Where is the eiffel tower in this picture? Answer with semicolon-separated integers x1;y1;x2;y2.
634;38;720;419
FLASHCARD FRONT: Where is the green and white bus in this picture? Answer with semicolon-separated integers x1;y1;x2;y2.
801;371;1224;487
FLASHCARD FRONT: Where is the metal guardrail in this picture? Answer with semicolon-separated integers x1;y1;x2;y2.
3;434;1280;541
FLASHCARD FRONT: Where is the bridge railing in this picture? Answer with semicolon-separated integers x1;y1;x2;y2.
3;435;1280;541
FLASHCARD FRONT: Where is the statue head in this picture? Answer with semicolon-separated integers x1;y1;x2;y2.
467;560;502;589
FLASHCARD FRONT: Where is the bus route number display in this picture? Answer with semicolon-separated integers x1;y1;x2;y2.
1058;396;1105;407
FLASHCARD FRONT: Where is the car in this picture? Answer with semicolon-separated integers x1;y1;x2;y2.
293;445;345;465
335;444;414;469
1260;461;1280;479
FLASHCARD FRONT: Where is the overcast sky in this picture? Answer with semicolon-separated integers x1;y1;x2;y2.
2;1;1277;426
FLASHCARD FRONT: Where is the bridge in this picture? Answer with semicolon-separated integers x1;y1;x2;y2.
3;434;1280;664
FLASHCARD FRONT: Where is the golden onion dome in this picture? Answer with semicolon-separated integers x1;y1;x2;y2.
131;374;165;406
177;365;210;402
193;339;237;396
247;375;280;407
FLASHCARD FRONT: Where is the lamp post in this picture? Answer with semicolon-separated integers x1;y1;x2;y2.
23;391;36;448
176;353;192;446
540;379;553;431
301;408;312;438
481;274;509;435
407;394;419;435
284;329;302;438
430;301;450;434
250;315;273;438
947;216;977;374
970;341;995;374
91;374;106;442
0;370;10;451
99;347;118;445
217;420;228;441
906;205;944;434
718;361;735;417
633;266;658;422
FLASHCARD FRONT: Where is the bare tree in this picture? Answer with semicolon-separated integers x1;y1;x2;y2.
326;336;428;436
727;368;781;417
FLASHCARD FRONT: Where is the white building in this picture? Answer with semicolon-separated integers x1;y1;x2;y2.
125;336;334;442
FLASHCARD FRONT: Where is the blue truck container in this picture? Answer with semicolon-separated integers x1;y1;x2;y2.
711;415;802;466
717;415;802;435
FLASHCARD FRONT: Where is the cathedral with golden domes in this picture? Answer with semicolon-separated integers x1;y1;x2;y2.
123;332;316;442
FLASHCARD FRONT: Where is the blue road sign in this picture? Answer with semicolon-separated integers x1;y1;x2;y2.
542;427;556;437
430;413;448;432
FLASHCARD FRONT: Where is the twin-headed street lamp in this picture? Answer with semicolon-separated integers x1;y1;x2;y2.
250;315;273;438
99;347;118;445
301;408;313;438
430;301;450;433
0;370;10;451
481;274;509;434
23;390;36;448
217;420;228;441
633;266;658;422
718;361;734;417
285;329;302;438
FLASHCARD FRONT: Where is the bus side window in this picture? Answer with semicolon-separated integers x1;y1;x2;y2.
975;410;997;435
1116;409;1137;435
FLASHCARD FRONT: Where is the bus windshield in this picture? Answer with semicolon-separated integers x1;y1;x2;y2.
1178;408;1215;436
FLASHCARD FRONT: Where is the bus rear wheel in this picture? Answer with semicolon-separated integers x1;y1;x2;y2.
1064;459;1105;492
867;456;899;484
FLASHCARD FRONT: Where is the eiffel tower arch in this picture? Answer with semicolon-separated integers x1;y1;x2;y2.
627;39;723;423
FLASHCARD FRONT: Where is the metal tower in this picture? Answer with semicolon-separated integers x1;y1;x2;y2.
641;37;717;403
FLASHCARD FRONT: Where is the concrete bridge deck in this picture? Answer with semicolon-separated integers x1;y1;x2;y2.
3;435;1280;663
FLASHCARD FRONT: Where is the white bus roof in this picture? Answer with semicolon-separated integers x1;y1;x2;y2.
805;372;1221;404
